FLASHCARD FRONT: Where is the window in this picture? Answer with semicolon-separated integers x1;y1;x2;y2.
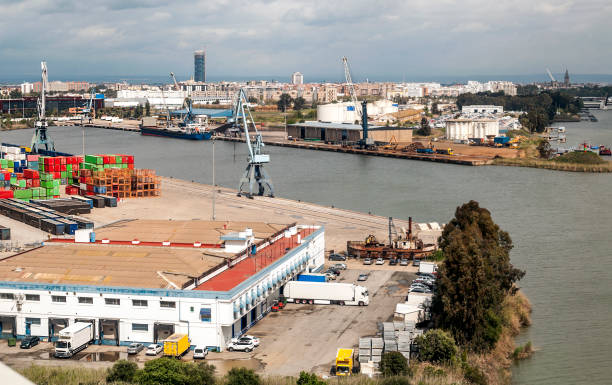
25;294;40;301
78;297;93;304
0;293;14;300
200;308;211;322
132;299;148;307
105;298;120;306
25;317;41;325
51;295;66;303
160;301;176;309
132;323;148;332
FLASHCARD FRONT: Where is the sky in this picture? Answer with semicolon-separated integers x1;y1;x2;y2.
0;0;611;83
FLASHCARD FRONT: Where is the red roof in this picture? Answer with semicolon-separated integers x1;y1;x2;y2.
195;228;314;292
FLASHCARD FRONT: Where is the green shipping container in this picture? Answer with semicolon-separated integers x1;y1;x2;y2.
40;188;47;197
46;188;53;196
13;189;32;199
52;186;60;196
67;164;72;172
18;180;26;188
85;155;103;165
115;155;122;163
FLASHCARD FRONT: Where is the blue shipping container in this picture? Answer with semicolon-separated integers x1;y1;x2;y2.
297;274;327;283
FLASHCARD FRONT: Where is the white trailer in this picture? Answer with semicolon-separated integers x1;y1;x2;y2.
283;281;369;306
419;262;436;274
54;322;94;358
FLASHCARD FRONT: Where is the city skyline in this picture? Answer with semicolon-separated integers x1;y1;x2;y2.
0;0;610;82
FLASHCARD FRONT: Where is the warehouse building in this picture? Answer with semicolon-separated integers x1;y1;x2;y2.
0;220;324;350
287;121;412;145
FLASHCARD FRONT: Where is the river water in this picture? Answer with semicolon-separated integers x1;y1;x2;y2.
2;111;612;384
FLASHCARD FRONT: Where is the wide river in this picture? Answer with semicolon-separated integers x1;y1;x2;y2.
2;111;612;384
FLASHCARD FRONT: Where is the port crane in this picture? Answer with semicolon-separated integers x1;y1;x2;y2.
232;89;274;198
342;56;362;120
170;72;180;91
31;61;55;153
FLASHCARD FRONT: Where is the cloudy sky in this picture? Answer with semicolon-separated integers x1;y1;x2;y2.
0;0;610;82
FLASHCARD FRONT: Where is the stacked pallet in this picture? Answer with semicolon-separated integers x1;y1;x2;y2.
397;331;412;361
75;168;160;199
383;322;397;352
358;337;372;363
371;337;384;363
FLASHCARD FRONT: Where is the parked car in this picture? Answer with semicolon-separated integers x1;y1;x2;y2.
357;273;369;281
145;344;162;356
193;346;209;359
127;343;145;355
234;335;260;347
375;258;385;265
329;254;347;261
389;258;398;266
399;259;409;266
326;267;341;276
333;263;347;270
20;336;39;349
227;339;255;352
363;258;372;265
325;272;337;280
409;286;432;294
412;259;421;267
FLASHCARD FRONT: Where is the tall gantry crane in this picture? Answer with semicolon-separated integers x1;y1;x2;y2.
232;89;274;198
31;61;55;152
342;56;362;121
170;72;180;91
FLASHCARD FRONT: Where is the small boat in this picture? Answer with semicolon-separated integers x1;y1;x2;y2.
599;146;611;156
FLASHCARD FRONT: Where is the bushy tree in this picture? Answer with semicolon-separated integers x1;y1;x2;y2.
415;329;458;364
225;367;261;385
106;359;138;383
432;201;525;352
134;357;215;385
379;351;409;377
293;97;306;110
277;93;293;112
416;117;431;136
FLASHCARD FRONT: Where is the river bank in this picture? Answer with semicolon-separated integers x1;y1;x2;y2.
493;157;612;172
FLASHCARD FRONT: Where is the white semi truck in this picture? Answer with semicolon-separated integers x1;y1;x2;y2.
283;281;369;306
54;322;94;358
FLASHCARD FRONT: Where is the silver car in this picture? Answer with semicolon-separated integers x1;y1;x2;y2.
127;343;144;354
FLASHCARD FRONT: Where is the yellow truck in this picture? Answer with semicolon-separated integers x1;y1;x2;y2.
163;333;190;358
334;348;357;376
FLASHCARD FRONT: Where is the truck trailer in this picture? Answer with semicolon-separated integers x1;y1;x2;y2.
283;281;369;306
54;322;94;358
333;348;359;375
297;273;327;282
163;333;190;358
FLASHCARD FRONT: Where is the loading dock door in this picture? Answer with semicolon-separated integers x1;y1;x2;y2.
48;318;68;342
99;319;119;346
153;323;174;343
0;316;16;338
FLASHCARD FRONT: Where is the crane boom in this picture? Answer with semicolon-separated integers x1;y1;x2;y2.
342;56;362;120
170;72;180;91
31;61;55;152
546;68;557;82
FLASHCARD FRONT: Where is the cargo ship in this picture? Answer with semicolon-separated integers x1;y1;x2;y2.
140;125;212;140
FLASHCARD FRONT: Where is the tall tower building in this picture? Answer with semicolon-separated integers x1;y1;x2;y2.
564;69;570;87
194;50;206;82
291;72;304;85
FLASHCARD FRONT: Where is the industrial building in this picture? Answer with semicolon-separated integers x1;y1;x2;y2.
287;121;412;144
461;105;504;114
0;220;324;350
317;100;399;124
0;96;104;115
445;118;499;140
291;72;304;85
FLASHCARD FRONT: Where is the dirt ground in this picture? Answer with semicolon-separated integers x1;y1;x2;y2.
0;263;416;376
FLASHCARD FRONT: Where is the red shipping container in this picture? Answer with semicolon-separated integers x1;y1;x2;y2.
59;157;66;165
60;164;66;172
3;173;9;181
0;190;14;199
127;155;134;164
33;179;40;187
53;172;61;179
103;155;111;164
128;164;134;170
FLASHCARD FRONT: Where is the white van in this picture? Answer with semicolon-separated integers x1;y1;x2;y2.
193;346;208;359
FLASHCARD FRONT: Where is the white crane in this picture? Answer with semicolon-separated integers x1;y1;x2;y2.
546;68;557;83
233;89;274;198
170;72;180;91
31;61;55;152
342;56;362;120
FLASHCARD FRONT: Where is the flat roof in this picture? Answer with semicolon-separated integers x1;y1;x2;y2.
0;243;224;289
94;220;287;245
288;121;413;131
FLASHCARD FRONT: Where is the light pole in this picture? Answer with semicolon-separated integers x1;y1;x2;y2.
212;136;216;220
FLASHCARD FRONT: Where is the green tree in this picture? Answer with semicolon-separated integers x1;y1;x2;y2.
296;371;326;385
415;329;458;364
247;96;259;104
145;101;151;117
293;97;306;110
537;140;554;159
432;102;440;115
106;360;138;383
416;117;431;136
277;93;293;112
134;357;216;385
9;89;22;99
225;367;261;385
379;351;409;377
432;201;525;352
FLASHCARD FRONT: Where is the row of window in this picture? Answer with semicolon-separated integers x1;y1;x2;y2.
0;293;176;308
24;319;153;333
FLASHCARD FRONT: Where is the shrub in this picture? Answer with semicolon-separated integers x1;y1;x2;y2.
226;367;261;385
415;329;458;364
463;364;487;385
107;360;138;383
296;371;326;385
134;357;215;385
379;351;409;377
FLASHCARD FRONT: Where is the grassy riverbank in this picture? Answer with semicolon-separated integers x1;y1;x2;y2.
494;156;612;172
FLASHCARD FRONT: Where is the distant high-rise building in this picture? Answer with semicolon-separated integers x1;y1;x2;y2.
564;69;570;87
194;50;206;82
291;72;304;85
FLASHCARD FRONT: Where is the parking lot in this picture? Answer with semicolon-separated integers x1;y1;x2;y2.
0;263;416;376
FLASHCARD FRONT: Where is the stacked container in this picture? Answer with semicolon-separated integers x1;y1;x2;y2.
359;337;372;363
